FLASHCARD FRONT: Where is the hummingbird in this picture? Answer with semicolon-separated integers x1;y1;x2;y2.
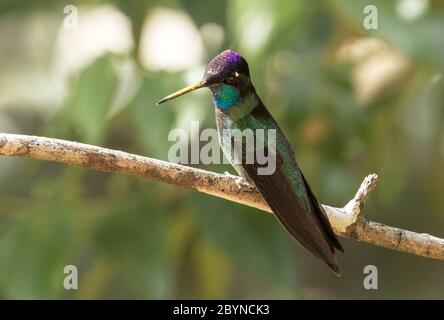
158;50;343;274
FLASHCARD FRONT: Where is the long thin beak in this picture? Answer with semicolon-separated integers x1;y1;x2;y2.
157;80;207;105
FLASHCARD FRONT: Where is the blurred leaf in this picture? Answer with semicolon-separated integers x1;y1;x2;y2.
331;0;444;69
0;206;75;299
94;190;172;298
63;54;118;144
190;195;299;295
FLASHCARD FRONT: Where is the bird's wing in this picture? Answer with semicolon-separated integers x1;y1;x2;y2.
235;101;342;273
300;171;344;253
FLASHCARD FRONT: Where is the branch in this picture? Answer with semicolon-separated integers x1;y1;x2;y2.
1;133;443;260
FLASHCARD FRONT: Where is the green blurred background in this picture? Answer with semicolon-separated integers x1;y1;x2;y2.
0;0;443;299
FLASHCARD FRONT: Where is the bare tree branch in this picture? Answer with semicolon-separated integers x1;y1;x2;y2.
1;133;443;260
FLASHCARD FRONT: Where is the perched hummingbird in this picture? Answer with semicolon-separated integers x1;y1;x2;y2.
158;50;343;274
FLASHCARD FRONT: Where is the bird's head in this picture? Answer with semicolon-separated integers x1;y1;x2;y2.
157;50;253;109
202;50;250;86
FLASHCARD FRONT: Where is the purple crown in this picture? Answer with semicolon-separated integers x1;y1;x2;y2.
204;50;249;82
222;50;241;65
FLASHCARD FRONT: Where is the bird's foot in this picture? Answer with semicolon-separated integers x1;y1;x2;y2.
224;171;244;194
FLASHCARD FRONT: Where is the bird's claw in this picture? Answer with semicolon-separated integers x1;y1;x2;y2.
224;171;243;194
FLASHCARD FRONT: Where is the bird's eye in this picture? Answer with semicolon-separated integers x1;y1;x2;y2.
224;73;239;84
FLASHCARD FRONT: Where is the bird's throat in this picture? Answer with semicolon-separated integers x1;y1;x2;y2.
210;83;241;110
210;84;258;121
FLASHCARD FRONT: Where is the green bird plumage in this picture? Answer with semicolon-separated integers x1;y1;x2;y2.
158;50;343;275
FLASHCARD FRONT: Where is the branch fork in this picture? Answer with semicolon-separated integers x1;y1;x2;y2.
326;173;379;235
